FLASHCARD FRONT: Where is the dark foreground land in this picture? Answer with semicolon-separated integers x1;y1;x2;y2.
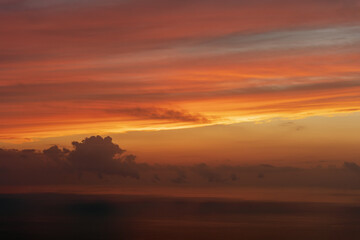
1;193;360;240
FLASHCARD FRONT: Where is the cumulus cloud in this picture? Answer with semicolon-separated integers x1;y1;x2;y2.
43;145;70;164
69;136;139;179
0;136;140;185
1;136;360;188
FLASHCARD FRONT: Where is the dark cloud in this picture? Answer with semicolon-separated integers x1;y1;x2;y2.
343;162;360;173
230;173;238;181
1;137;360;188
259;164;274;168
191;163;225;183
171;169;187;184
43;145;69;163
151;174;161;183
107;107;210;123
69;136;139;179
0;136;140;185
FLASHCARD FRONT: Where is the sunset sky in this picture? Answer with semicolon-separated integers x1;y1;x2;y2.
1;0;360;166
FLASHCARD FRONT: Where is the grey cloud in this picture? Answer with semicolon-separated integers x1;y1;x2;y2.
230;173;238;181
93;79;360;104
0;136;140;185
43;145;69;163
171;169;187;184
202;26;360;53
343;162;360;172
1;137;360;189
1;78;360;106
106;107;210;123
69;136;139;179
192;163;225;183
152;174;161;183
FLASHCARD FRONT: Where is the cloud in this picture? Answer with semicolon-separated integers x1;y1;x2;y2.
43;145;69;162
69;136;139;179
107;107;210;123
152;174;161;183
191;163;225;183
1;0;360;141
171;168;187;184
1;136;360;188
0;136;140;185
343;162;360;173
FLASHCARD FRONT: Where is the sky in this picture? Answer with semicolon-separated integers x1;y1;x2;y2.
1;0;360;167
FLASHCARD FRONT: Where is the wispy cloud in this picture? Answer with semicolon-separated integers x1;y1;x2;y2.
1;0;360;140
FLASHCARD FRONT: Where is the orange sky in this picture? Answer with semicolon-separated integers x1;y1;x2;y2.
1;0;360;164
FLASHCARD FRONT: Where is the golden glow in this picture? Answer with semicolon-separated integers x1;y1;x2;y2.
0;0;360;148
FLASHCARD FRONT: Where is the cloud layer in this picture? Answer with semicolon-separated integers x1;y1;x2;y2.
0;136;140;184
0;0;360;141
1;136;360;189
